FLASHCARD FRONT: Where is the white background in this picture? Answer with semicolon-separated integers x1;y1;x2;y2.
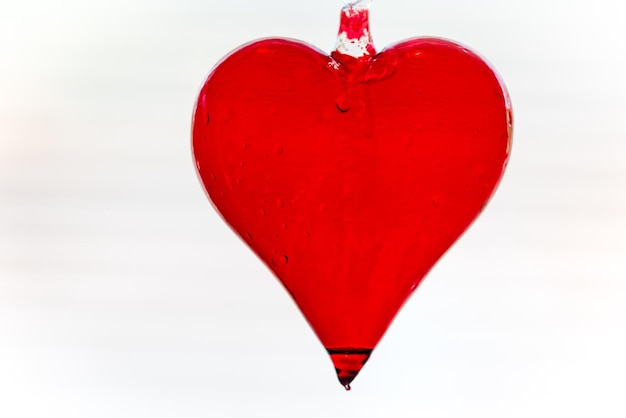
1;0;625;416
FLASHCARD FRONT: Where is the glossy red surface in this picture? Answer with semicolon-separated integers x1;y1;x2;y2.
192;6;511;388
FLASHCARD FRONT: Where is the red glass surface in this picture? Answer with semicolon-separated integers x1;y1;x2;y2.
192;3;512;389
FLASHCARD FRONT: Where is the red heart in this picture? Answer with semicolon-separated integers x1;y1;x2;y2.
192;4;511;389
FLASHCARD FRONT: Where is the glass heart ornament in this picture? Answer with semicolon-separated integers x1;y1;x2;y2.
192;0;512;390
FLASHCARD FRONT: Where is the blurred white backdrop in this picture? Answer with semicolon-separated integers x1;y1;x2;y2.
1;0;625;416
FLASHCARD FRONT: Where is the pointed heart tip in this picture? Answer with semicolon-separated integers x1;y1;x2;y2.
327;347;373;390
